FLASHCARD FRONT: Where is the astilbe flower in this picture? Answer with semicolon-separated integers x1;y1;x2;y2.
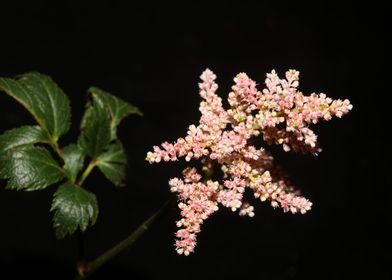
146;68;352;255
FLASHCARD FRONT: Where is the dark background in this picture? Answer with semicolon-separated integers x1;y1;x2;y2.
0;1;389;279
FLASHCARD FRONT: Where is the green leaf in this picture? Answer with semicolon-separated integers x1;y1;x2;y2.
51;183;98;239
97;141;127;186
0;145;65;191
88;87;142;140
0;72;71;140
0;125;49;153
63;144;85;183
78;98;111;158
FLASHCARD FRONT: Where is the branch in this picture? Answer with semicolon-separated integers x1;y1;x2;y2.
75;197;174;279
78;160;96;186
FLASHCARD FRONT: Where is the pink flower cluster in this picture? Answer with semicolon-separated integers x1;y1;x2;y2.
147;68;352;255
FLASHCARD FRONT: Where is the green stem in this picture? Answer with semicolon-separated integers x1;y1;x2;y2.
49;138;64;159
75;198;174;279
78;161;96;186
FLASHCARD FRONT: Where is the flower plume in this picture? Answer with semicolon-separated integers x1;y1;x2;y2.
147;68;352;255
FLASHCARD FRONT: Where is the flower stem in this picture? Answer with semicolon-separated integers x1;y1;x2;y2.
78;161;96;186
75;197;174;279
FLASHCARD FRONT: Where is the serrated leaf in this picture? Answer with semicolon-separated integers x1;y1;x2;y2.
0;145;65;191
78;98;111;158
63;144;85;183
51;183;98;239
0;72;71;140
97;141;127;186
0;125;49;153
88;87;142;140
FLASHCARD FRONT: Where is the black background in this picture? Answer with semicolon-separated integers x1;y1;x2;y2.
0;1;389;279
